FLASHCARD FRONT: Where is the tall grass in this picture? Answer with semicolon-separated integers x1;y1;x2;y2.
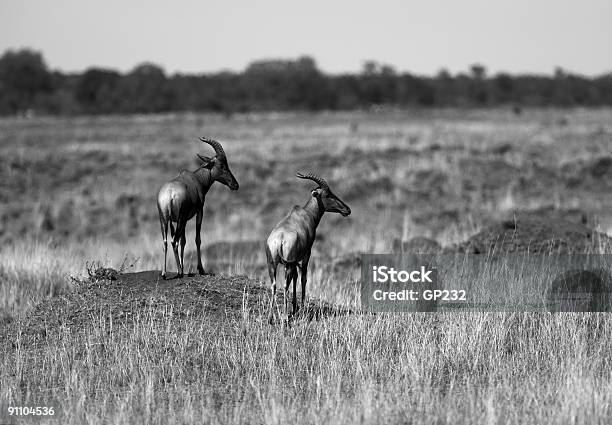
2;301;612;424
0;239;78;318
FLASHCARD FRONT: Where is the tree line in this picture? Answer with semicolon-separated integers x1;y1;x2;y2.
1;48;611;116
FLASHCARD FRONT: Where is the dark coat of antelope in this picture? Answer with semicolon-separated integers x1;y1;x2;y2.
157;137;239;279
265;172;351;322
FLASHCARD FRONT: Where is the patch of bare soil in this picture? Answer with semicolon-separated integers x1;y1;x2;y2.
446;212;612;254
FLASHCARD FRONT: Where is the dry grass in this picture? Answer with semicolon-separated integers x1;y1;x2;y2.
3;299;612;424
1;108;612;424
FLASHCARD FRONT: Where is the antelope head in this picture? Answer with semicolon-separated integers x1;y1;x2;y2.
198;137;239;190
296;172;351;216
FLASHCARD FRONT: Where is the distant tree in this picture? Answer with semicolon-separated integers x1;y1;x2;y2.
0;49;53;114
33;71;80;115
554;66;565;79
452;73;473;107
357;61;398;106
362;60;379;76
244;58;291;109
243;56;329;110
74;68;121;113
551;67;599;106
493;73;514;103
295;56;318;72
290;56;332;109
595;73;612;105
436;68;452;81
468;64;488;105
329;75;360;109
434;68;455;105
552;66;573;106
380;64;396;76
3;46;612;116
116;62;169;113
415;79;436;106
470;63;487;80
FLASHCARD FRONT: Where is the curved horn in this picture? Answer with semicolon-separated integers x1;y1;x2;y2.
296;172;329;189
200;137;226;159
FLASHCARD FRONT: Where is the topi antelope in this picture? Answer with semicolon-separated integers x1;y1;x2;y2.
157;137;239;279
265;172;351;323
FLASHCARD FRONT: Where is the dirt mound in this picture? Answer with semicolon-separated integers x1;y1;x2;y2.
446;213;612;254
2;271;352;348
547;269;612;312
2;272;260;346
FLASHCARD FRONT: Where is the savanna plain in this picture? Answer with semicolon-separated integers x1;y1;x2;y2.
1;108;612;424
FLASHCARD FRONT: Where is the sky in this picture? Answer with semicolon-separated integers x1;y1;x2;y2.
1;0;611;76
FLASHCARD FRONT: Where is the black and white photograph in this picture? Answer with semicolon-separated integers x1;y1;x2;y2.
1;0;612;423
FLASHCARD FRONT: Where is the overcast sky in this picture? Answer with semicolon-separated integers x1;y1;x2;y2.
1;0;610;76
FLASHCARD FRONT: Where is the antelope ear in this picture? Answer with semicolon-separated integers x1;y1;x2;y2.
197;154;215;168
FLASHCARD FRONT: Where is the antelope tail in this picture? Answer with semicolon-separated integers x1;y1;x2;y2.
279;240;285;263
168;198;175;238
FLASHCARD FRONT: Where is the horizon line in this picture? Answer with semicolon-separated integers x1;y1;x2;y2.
4;47;612;79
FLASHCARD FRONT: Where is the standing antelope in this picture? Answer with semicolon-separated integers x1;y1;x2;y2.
265;172;351;322
157;137;239;279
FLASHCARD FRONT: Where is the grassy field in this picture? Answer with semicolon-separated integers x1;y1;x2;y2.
1;108;612;424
